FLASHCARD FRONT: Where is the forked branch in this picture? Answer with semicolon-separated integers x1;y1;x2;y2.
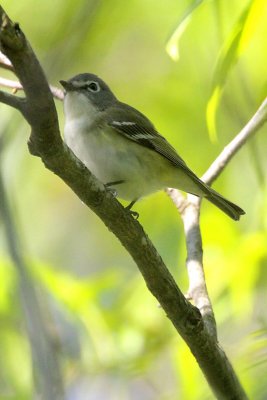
168;96;267;339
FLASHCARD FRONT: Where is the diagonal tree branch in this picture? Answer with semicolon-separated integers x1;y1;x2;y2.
0;6;249;400
166;187;217;336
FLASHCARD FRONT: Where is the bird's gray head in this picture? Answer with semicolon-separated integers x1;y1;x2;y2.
60;73;117;111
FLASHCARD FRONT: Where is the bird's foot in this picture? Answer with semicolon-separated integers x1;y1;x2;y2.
104;180;124;197
125;200;139;219
129;210;139;219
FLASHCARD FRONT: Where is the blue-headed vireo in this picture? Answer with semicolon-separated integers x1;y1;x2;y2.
60;73;245;220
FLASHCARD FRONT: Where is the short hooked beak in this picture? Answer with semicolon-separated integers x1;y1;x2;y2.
59;80;75;92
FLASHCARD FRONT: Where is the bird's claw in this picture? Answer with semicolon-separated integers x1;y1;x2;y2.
129;210;139;219
105;180;124;198
105;185;118;197
125;200;139;219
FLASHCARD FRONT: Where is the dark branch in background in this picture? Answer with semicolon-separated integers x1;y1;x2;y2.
0;88;26;111
0;138;64;400
1;6;265;399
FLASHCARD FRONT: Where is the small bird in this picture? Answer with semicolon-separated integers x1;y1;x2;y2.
60;73;245;220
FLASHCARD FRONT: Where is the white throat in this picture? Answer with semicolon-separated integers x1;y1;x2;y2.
63;91;97;122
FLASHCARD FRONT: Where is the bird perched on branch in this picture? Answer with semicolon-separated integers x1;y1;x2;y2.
60;73;245;221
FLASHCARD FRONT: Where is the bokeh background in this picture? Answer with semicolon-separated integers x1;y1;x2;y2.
0;0;267;399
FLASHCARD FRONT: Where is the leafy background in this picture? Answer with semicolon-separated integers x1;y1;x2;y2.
0;0;267;399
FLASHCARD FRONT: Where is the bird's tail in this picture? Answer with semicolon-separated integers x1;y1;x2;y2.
205;187;245;221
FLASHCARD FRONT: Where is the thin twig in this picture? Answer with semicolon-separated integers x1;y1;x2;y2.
0;51;64;101
167;188;217;337
0;76;64;100
0;76;22;89
0;50;13;71
202;97;267;185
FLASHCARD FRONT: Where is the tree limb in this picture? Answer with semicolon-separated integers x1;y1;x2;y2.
0;6;249;399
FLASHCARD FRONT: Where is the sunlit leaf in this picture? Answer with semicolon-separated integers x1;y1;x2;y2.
166;0;205;61
2;330;31;395
238;0;267;55
34;263;120;312
206;86;223;142
173;342;209;398
211;3;252;88
207;0;254;140
0;258;15;313
228;232;267;315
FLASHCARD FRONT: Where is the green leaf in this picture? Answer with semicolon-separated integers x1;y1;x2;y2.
34;262;120;312
211;3;252;89
206;0;255;140
206;86;223;142
0;258;15;313
166;0;205;61
238;0;267;55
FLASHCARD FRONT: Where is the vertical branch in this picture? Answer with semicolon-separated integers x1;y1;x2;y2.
167;189;217;337
181;195;217;338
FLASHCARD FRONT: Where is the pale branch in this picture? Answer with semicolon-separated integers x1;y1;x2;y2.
167;188;216;337
0;50;13;71
0;51;64;100
0;6;248;400
202;97;267;185
50;85;64;101
181;194;217;338
0;74;64;100
0;75;21;89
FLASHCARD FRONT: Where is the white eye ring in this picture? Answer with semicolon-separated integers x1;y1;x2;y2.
86;81;100;92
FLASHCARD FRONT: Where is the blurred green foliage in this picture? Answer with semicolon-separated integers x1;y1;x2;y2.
0;0;267;399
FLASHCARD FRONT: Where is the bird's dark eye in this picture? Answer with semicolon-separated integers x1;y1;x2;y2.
86;81;100;92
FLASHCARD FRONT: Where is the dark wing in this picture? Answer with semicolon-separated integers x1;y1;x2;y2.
103;102;214;197
105;102;187;169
